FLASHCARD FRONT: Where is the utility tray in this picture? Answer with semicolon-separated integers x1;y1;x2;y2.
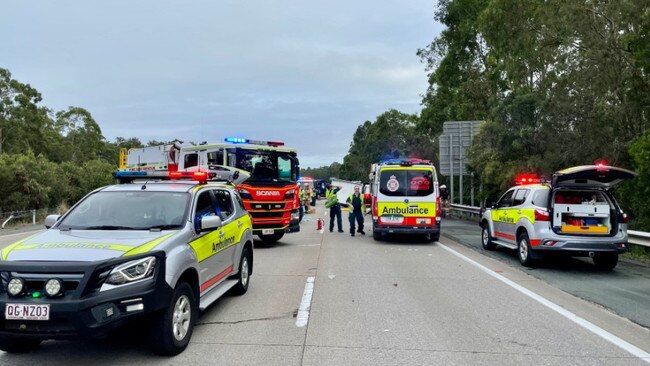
560;225;609;234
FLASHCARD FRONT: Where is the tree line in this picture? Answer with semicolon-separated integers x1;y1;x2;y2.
317;0;650;230
0;68;154;213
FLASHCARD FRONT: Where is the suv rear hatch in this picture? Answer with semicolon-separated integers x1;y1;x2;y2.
550;165;635;236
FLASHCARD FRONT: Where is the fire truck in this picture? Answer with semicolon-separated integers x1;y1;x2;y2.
119;138;301;244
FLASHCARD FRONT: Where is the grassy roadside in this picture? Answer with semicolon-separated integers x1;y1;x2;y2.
622;244;650;264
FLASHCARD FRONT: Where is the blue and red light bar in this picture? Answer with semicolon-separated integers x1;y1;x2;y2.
114;170;209;184
380;158;432;166
224;137;285;147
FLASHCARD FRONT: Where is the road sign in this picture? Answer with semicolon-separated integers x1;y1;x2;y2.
438;121;483;205
439;121;483;176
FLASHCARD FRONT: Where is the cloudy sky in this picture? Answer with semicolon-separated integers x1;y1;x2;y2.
1;1;441;168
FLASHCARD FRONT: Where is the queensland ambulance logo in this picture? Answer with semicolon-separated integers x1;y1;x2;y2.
387;175;399;192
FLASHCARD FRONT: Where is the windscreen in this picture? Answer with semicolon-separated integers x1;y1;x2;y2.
234;148;298;183
379;169;434;197
59;191;189;230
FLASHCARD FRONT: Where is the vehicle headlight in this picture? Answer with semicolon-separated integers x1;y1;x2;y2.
239;189;252;199
7;277;25;296
105;256;157;285
44;278;63;297
285;189;295;199
291;210;300;220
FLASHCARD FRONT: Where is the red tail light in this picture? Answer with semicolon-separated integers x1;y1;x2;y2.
622;213;629;224
436;196;441;217
169;172;183;179
373;199;378;217
535;209;550;221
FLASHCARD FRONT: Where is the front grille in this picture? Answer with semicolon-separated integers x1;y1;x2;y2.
253;223;288;230
1;272;84;298
249;203;285;210
249;211;284;218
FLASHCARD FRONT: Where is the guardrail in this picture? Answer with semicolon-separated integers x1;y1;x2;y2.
1;210;36;229
449;204;650;249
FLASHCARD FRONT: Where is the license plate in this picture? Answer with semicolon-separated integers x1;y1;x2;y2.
381;215;404;224
5;303;50;321
262;229;274;235
416;218;431;225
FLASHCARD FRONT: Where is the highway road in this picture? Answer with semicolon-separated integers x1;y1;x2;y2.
443;218;650;329
1;205;649;365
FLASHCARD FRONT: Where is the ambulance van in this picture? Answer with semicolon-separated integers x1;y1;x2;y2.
370;159;441;242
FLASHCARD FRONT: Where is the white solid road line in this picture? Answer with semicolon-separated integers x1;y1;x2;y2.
438;242;650;363
296;276;315;327
0;229;42;239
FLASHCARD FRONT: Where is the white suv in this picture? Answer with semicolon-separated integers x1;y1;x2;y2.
480;165;636;270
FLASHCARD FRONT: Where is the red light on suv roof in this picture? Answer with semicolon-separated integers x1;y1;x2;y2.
515;174;541;185
193;171;208;182
169;172;183;179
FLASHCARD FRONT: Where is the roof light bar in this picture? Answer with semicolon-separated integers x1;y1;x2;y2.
224;137;285;147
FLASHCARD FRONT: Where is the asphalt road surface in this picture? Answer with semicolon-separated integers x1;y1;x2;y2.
1;205;649;365
442;218;650;329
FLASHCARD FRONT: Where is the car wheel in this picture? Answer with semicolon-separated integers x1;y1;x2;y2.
0;337;41;353
149;282;197;356
482;225;496;250
230;248;251;295
258;232;284;244
593;253;618;271
517;232;535;267
426;233;439;243
373;230;382;241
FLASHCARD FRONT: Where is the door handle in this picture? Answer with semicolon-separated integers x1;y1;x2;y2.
219;231;225;237
237;221;243;228
517;210;522;214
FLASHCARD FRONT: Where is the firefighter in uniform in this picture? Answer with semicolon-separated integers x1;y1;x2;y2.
301;184;313;213
346;186;365;236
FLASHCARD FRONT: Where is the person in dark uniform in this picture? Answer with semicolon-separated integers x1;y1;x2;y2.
346;186;365;237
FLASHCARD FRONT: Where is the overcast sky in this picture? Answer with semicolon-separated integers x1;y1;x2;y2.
1;1;441;168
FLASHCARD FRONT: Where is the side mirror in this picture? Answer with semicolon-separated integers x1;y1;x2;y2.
232;170;240;180
200;216;222;232
44;214;61;229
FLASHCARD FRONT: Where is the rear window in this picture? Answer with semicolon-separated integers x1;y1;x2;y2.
532;189;550;207
379;169;434;197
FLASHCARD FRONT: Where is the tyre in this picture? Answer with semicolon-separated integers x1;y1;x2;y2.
149;282;197;356
593;253;618;271
258;232;284;244
426;233;439;243
230;248;251;295
481;225;496;250
517;232;536;267
0;338;41;353
373;230;382;241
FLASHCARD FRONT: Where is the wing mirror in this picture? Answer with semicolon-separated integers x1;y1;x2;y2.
44;214;61;229
200;215;222;232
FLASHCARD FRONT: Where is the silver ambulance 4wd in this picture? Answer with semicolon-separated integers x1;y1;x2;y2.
0;178;254;355
479;165;636;270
